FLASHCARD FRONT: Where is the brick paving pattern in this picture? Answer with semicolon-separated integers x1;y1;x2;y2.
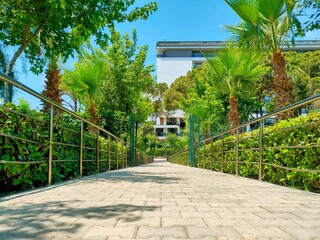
0;158;319;239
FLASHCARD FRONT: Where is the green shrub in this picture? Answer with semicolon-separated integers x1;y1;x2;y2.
193;112;320;192
0;102;128;195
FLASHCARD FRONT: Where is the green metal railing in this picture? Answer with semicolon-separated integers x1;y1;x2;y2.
168;93;320;188
0;73;153;188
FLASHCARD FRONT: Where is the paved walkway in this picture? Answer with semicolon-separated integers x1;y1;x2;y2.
0;158;319;240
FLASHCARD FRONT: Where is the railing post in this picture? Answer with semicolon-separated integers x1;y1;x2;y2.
188;115;195;167
210;141;213;170
122;141;124;169
236;129;239;177
129;114;135;167
126;143;128;168
259;119;264;181
221;134;224;172
96;129;100;173
108;135;111;171
48;106;54;186
79;121;83;177
116;139;118;169
203;142;206;169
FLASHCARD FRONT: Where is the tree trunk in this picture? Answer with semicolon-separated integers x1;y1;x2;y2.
42;63;63;113
3;24;42;103
228;95;240;130
88;105;99;133
272;50;294;119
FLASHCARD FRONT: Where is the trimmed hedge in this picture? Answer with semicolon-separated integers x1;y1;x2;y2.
170;112;320;192
0;103;127;195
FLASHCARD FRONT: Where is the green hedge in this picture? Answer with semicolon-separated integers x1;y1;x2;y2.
0;103;127;195
170;112;320;192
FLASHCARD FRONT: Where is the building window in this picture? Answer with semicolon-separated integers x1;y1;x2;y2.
168;128;178;134
155;128;165;137
193;62;203;69
167;118;177;125
180;118;186;128
192;51;203;57
156;51;167;57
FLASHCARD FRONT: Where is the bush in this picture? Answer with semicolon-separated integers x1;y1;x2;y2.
169;113;320;192
0;102;127;195
171;112;320;192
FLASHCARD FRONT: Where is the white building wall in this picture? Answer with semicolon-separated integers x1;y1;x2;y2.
156;58;194;86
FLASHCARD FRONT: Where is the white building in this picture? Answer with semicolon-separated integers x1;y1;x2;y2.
156;40;320;86
154;109;186;140
155;40;320;136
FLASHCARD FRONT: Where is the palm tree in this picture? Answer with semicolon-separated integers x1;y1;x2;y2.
204;45;269;129
225;0;299;116
42;56;63;113
61;55;107;126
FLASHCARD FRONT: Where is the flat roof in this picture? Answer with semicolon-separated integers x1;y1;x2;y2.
156;40;320;51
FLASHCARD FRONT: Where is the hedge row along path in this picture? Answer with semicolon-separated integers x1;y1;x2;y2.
0;158;319;239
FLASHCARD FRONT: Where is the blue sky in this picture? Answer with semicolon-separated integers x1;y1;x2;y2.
115;0;239;67
13;0;320;108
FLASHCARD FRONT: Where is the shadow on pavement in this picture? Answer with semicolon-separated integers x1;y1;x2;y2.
0;201;159;239
91;171;181;184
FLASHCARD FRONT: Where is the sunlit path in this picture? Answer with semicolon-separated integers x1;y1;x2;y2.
0;158;319;239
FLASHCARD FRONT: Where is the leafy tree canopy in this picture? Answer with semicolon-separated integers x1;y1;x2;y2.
297;0;320;34
0;0;157;74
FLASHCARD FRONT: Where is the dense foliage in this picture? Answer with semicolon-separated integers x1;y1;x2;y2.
61;30;154;139
0;102;128;195
163;50;320;137
225;0;300;112
0;0;157;75
169;112;320;192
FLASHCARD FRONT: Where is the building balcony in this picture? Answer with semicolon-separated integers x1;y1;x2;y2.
154;125;180;128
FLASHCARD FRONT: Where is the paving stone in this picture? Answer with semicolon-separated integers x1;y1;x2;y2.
136;226;188;239
115;217;161;227
0;158;319;239
162;217;207;227
186;225;242;239
280;227;320;239
81;226;137;239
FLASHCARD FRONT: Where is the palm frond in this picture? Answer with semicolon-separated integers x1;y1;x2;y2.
225;0;259;25
259;0;286;22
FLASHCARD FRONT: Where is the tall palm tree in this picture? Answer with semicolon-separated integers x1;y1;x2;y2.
225;0;299;116
61;55;107;125
204;45;269;129
42;56;63;112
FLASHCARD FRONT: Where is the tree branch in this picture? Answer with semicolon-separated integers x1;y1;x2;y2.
6;24;43;75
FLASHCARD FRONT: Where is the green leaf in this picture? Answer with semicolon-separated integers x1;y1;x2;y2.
23;179;33;185
13;179;22;185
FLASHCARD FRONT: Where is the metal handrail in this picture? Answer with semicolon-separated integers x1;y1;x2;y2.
0;72;153;189
204;93;320;142
168;93;320;189
0;73;122;141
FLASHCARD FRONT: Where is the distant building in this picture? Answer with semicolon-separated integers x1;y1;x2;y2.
154;110;186;140
155;40;320;136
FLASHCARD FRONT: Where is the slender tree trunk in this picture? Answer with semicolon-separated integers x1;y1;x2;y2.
272;50;294;119
3;24;42;103
228;95;240;130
